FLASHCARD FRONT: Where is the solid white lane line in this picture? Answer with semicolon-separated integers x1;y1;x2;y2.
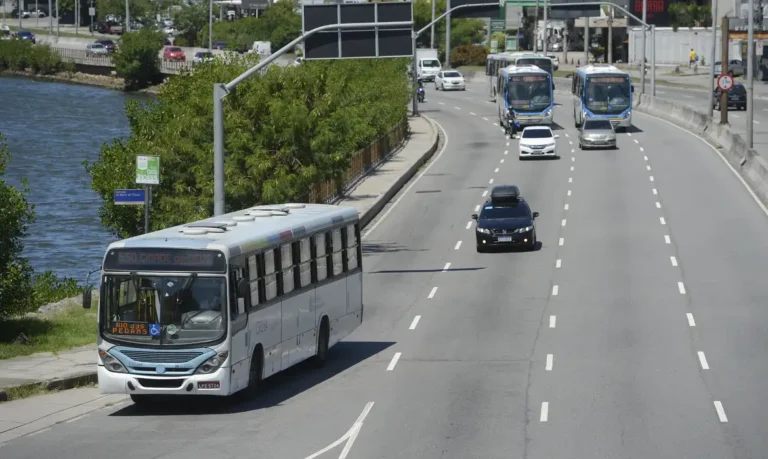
568;177;573;183
664;235;671;244
466;221;472;230
494;167;499;173
387;353;401;371
438;102;445;105
660;217;666;225
698;351;710;370
409;316;421;330
556;259;562;268
670;256;678;266
687;313;696;327
428;287;438;299
483;117;489;121
475;205;481;212
559;237;564;246
567;190;571;196
561;219;566;227
650;176;655;182
564;204;569;210
66;414;89;423
634;139;639;144
443;262;451;272
678;282;686;294
455;241;462;250
482;190;488;197
455;107;461;111
489;178;494;184
552;285;559;296
540;402;549;422
647;165;652;171
546;354;554;371
656;201;661;208
470;112;476;115
549;315;556;328
653;188;658;195
644;155;649;161
714;401;728;422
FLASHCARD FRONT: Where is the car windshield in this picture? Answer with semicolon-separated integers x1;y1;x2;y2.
18;31;32;36
423;59;440;68
731;85;746;94
444;71;461;78
92;44;104;48
585;76;631;114
169;47;182;52
101;275;227;346
480;202;530;219
522;129;552;139
584;120;613;130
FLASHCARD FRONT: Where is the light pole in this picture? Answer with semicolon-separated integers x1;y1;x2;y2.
445;0;451;68
534;0;539;52
47;0;51;35
55;0;58;41
430;0;435;48
707;0;718;118
125;0;130;32
209;0;213;52
747;0;754;147
640;0;646;94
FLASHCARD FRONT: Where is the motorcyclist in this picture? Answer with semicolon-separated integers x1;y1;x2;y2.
508;109;520;138
417;80;425;102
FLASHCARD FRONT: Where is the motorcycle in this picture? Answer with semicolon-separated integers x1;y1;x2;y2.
417;86;425;103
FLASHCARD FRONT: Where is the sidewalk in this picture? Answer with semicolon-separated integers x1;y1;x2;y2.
0;114;439;446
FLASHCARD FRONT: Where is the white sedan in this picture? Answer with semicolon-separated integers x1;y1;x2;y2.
518;126;559;159
435;70;466;91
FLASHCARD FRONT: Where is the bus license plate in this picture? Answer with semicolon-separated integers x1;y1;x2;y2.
198;381;220;389
498;236;512;242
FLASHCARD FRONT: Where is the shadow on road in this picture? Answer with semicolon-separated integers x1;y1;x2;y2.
362;242;427;255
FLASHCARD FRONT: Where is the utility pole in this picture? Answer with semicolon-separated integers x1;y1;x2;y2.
18;0;21;28
720;16;730;125
640;0;646;94
563;25;568;63
445;0;451;68
430;0;435;48
125;0;130;33
534;0;539;52
707;0;717;118
48;0;51;35
607;6;612;64
584;17;588;64
209;0;213;52
651;25;655;95
543;0;548;53
74;0;78;34
747;0;754;147
55;0;59;40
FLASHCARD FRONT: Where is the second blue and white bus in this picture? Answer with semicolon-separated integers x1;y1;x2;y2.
486;52;555;99
497;64;554;133
571;64;634;131
91;203;363;404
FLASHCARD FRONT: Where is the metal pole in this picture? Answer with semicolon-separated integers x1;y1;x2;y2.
650;25;655;96
708;0;718;118
412;32;419;115
430;0;435;48
48;0;51;34
35;0;37;26
208;0;212;52
534;0;539;52
563;26;568;63
608;7;612;64
144;185;151;234
213;83;226;216
543;0;548;53
55;0;59;40
89;0;93;35
721;16;729;125
445;0;451;68
18;0;21;28
74;0;77;35
125;0;129;32
747;0;754;147
640;0;646;94
584;17;588;64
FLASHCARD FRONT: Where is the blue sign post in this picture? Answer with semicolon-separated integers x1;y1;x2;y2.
114;189;146;206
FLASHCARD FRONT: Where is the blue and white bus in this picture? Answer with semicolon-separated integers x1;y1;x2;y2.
497;64;554;133
486;52;555;99
571;64;634;131
91;203;363;404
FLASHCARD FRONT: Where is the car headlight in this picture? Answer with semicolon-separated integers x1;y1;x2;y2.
196;351;229;374
514;226;534;233
477;227;491;234
99;350;127;373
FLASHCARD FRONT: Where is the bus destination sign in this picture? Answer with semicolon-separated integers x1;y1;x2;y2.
511;75;547;82
111;321;150;336
590;77;626;83
104;248;227;272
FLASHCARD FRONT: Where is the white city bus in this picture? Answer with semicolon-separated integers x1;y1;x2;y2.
92;203;363;403
571;64;634;131
486;51;555;99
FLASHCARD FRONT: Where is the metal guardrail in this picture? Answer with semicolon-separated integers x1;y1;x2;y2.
51;47;193;74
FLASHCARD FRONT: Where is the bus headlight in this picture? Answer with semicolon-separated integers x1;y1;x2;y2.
624;111;631;118
545;109;552;116
99;350;127;373
196;352;229;374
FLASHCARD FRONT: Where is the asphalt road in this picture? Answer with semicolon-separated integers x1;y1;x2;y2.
4;80;768;459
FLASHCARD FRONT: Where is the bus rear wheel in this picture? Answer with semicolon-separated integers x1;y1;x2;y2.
313;319;330;368
246;347;263;395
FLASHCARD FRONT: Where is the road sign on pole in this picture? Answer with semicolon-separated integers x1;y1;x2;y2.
717;73;734;91
113;189;146;206
449;0;500;18
136;155;160;185
490;19;506;32
302;2;414;60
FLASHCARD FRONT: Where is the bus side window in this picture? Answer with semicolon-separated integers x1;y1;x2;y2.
314;232;328;282
247;255;259;309
344;224;359;271
331;228;343;276
298;238;312;287
280;243;294;295
263;248;278;301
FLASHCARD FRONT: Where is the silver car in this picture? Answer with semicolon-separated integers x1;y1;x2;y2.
86;43;109;57
578;119;617;150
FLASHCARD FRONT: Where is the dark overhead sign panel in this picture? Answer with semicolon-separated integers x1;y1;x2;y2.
449;0;501;19
549;0;602;19
302;2;413;60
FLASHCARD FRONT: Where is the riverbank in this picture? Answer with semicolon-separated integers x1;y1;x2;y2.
0;69;165;93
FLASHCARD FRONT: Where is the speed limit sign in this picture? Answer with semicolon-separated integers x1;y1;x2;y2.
717;74;734;91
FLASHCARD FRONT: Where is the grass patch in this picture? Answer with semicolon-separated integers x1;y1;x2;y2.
0;297;98;360
8;25;100;39
554;69;573;78
4;381;97;402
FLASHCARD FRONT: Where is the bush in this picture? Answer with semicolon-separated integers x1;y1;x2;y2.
0;40;64;75
113;27;165;89
85;57;410;239
451;44;488;67
200;2;301;52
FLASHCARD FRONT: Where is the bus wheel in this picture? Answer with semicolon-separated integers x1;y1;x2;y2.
314;319;330;368
246;347;263;395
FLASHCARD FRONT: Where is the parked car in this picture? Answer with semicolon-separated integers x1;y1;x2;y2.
15;30;35;44
163;46;186;61
212;41;227;50
86;43;110;57
713;60;744;77
713;82;747;111
94;39;116;53
193;51;215;63
547;54;559;70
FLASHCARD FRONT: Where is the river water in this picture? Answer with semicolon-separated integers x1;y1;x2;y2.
0;76;150;286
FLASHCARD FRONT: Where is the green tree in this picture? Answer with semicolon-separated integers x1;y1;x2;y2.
669;2;711;31
113;27;164;89
85;58;410;238
0;133;36;317
200;17;263;52
413;0;486;60
258;0;302;49
173;2;219;47
96;0;154;21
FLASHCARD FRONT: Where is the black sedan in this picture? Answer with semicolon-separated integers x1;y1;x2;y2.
15;30;35;44
471;186;539;252
713;83;747;111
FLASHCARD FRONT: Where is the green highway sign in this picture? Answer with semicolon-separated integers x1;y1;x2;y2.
490;19;506;32
136;155;160;185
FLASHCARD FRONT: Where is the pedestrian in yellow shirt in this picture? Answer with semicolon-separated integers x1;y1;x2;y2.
689;49;697;68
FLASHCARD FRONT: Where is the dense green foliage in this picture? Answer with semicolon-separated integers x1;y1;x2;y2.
85;57;410;239
668;2;711;31
199;2;301;51
113;27;165;89
413;0;487;60
451;44;488;67
173;1;220;48
0;134;83;317
95;0;178;22
0;40;72;75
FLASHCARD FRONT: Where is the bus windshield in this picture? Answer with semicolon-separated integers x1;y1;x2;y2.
585;76;631;115
518;58;552;74
507;74;552;111
101;274;227;346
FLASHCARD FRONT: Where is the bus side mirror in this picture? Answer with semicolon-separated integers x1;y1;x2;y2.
631;85;635;93
236;278;248;298
82;285;93;309
471;214;478;220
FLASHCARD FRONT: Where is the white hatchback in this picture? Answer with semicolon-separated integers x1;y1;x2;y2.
518;126;559;159
435;70;466;91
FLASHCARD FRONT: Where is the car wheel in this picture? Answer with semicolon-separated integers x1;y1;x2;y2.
435;83;439;90
442;84;445;91
529;232;537;251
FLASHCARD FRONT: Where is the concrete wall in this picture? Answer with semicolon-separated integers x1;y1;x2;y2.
628;27;742;65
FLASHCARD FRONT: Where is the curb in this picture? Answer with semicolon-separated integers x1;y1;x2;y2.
0;372;98;403
358;115;440;229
